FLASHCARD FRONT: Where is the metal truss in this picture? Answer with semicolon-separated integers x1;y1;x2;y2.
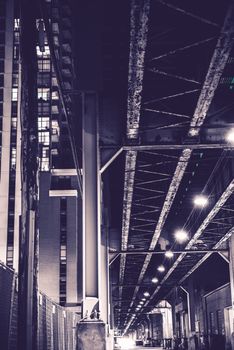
126;0;150;139
144;178;234;307
121;1;234;332
118;0;151;327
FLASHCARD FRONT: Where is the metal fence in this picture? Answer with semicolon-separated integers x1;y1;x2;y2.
0;262;79;350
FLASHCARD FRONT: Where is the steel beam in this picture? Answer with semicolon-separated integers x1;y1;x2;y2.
126;0;150;139
111;249;227;255
147;181;234;304
82;92;99;316
155;0;219;27
119;0;150;312
100;147;123;174
179;228;234;284
123;1;234;333
123;144;234;151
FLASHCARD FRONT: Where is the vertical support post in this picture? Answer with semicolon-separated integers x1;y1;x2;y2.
82;92;99;316
181;282;196;350
18;1;38;349
229;234;234;350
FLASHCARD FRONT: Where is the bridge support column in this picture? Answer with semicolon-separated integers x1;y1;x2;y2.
229;234;234;350
77;92;109;349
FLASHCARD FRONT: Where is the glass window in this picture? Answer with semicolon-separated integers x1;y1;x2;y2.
11;117;17;129
51;90;59;100
38;130;50;145
14;19;20;30
11;148;16;169
38;101;50;114
12;88;18;101
38;88;50;100
38;59;51;72
14;31;19;44
38;116;50;130
36;45;50;57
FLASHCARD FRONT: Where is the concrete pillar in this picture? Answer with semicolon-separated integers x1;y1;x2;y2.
229;234;234;350
82;92;99;316
181;282;197;350
77;92;108;350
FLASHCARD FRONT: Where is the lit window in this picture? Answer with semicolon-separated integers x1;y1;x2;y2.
60;245;67;260
38;131;50;145
11;117;17;129
14;19;20;30
14;32;19;44
51;90;59;100
11;148;16;168
38;116;50;130
38;88;50;101
12;88;18;101
36;45;50;57
40;158;49;171
38;59;50;72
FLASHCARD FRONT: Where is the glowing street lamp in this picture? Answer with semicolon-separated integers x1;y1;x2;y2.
226;128;234;144
165;250;174;258
157;265;165;273
152;277;159;284
174;229;189;243
193;194;208;208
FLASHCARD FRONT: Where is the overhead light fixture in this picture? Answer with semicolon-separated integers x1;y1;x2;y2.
157;265;165;273
174;229;189;243
193;194;208;208
152;277;159;284
226;128;234;144
142;298;146;301
139;301;144;305
143;291;150;297
165;250;174;258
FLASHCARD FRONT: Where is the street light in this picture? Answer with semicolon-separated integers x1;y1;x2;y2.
193;194;208;208
165;250;174;258
174;229;189;243
226;128;234;143
152;277;159;284
157;265;165;273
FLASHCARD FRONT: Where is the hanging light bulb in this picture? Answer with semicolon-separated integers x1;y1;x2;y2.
174;229;189;243
165;250;174;258
157;265;165;273
226;128;234;144
152;277;159;284
193;194;208;208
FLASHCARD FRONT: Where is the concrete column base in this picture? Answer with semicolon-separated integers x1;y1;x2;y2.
77;320;106;350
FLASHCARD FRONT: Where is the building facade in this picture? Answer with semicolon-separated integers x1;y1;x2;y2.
0;0;80;308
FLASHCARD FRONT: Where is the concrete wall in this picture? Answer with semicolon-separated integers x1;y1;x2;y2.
38;172;79;307
39;172;60;303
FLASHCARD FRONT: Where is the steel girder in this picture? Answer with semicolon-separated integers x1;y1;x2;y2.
122;1;234;332
118;0;151;326
143;178;234;311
